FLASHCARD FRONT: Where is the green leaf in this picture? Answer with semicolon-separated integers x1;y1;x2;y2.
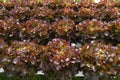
54;0;60;3
1;0;7;3
74;0;80;3
36;0;42;3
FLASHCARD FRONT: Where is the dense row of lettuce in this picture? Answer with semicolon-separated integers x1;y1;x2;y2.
0;0;120;80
